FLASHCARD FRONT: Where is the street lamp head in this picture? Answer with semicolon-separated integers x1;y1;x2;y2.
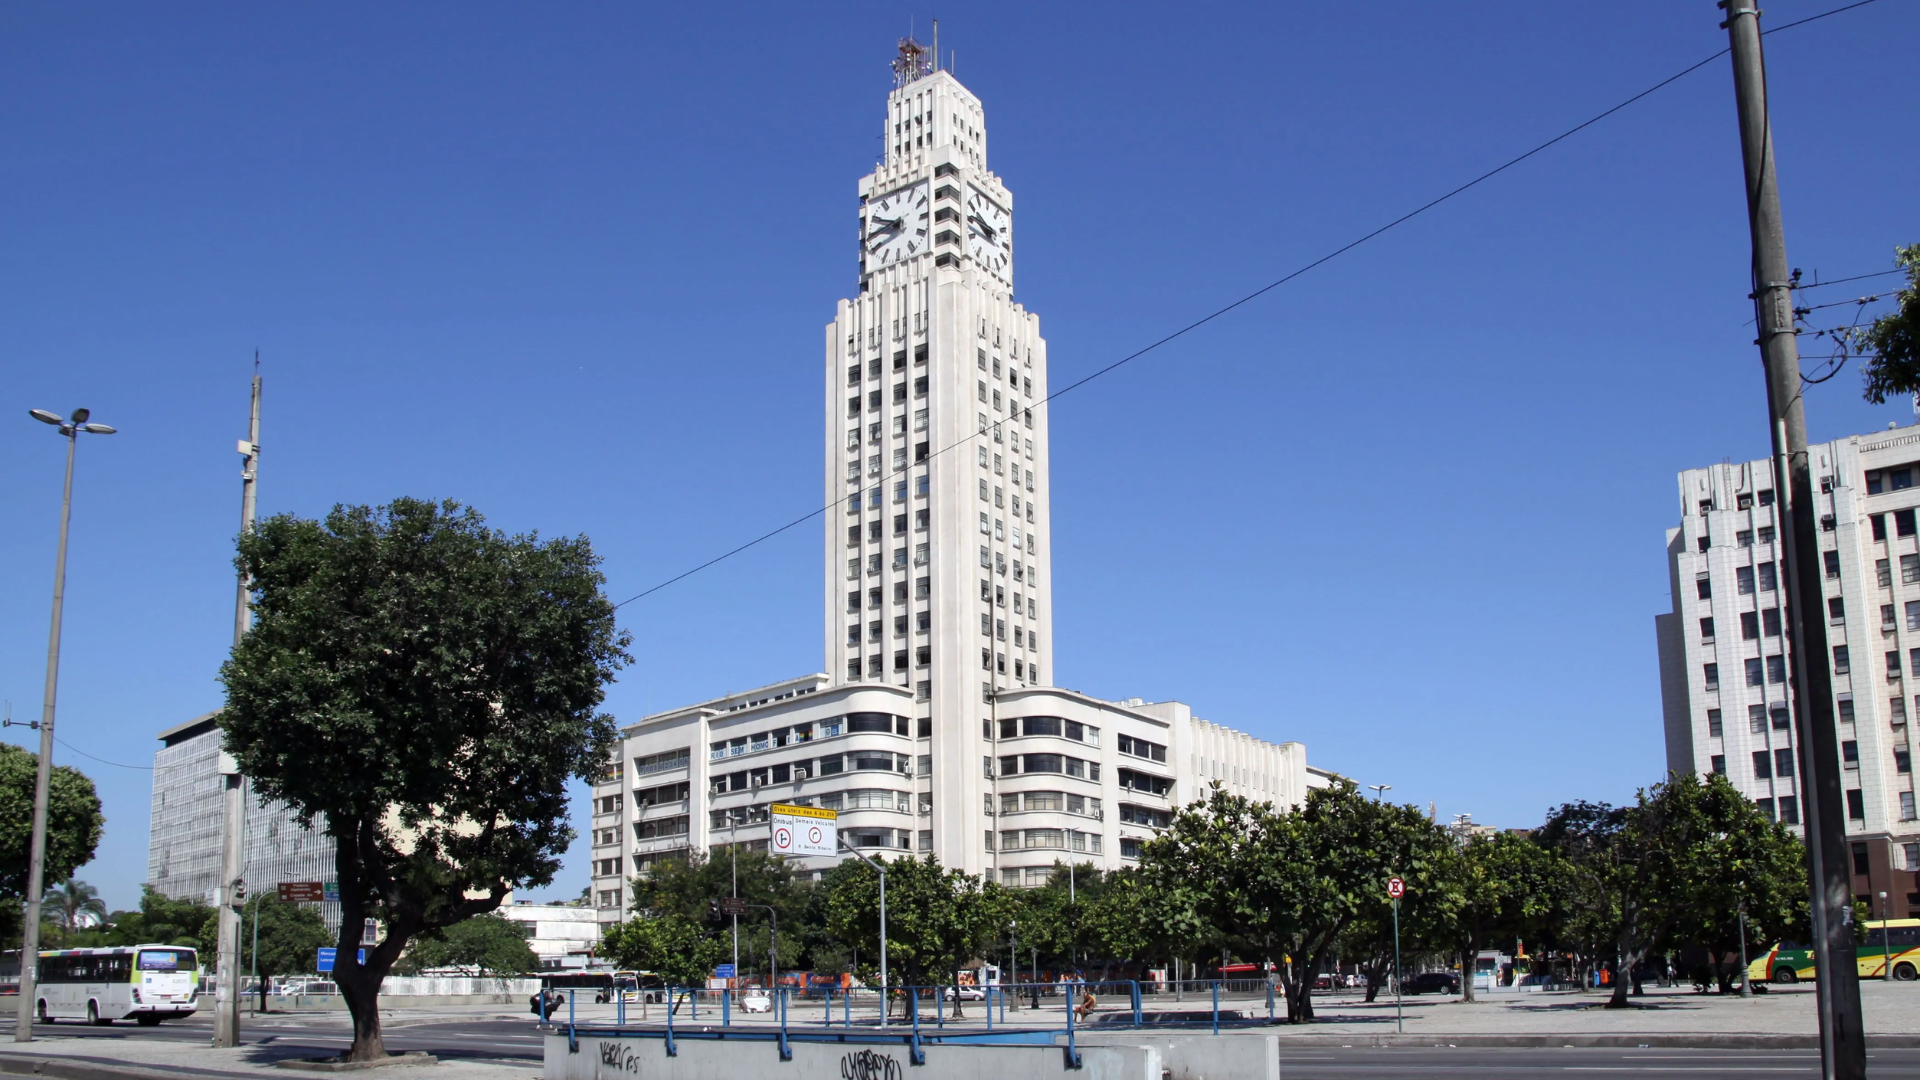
81;423;116;435
69;408;90;424
29;409;62;425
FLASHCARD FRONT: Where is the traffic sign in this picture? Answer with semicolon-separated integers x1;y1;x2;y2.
714;964;736;979
769;802;837;857
1387;877;1406;900
323;881;340;902
315;947;365;972
280;882;326;903
719;897;749;916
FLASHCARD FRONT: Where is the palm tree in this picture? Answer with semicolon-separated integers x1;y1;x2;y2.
44;879;107;934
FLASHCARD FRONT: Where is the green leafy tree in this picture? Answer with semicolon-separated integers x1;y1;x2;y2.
1660;776;1809;991
242;895;335;1008
1333;814;1461;1003
600;915;727;991
1442;831;1566;1002
397;912;538;976
1134;781;1446;1022
1538;773;1780;1008
824;855;1006;1016
0;745;104;942
219;498;630;1060
1850;244;1920;403
627;848;815;979
106;886;217;954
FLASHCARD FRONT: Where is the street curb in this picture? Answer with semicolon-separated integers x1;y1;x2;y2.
0;1052;255;1080
1261;1033;1920;1049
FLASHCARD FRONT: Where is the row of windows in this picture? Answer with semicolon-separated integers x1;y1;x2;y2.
996;753;1098;780
1698;489;1777;514
846;512;930;547
710;751;913;793
844;345;928;386
1866;467;1916;494
1116;734;1168;763
634;749;690;777
994;715;1096;744
845;546;931;578
710;715;909;761
635;815;690;840
1700;655;1786;690
981;650;1040;681
1117;768;1174;796
1870;509;1918;541
988;829;1101;854
846;476;930;513
994;789;1101;816
1117;803;1173;828
633;780;690;807
847;578;933;613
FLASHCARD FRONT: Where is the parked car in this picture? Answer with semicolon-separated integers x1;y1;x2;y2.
1404;972;1459;995
1311;973;1334;991
938;985;987;1001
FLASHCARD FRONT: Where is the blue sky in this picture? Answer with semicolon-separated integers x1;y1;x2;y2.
3;2;1915;910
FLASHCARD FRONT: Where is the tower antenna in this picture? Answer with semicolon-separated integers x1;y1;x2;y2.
932;18;939;73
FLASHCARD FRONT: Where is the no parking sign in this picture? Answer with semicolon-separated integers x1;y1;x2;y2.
769;802;837;856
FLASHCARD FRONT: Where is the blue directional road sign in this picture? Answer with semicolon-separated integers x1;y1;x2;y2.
714;964;736;979
316;948;366;972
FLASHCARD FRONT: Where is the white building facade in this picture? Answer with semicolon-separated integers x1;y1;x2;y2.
588;45;1326;917
1657;424;1920;919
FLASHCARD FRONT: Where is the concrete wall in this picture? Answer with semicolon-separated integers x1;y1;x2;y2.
545;1032;1156;1080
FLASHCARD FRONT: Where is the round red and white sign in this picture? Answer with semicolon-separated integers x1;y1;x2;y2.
1387;877;1406;899
773;826;792;850
807;826;823;845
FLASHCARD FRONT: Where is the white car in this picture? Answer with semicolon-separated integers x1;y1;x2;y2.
739;992;773;1013
939;986;987;1001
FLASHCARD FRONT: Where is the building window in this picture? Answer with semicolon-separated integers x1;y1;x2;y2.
1842;740;1860;768
1704;663;1720;691
1774;747;1795;778
1707;709;1723;737
1737;566;1755;594
1756;797;1775;822
1825;550;1841;579
1767;655;1786;684
1699;616;1716;640
1737;530;1754;547
1899;791;1916;821
1778;796;1799;824
1697;574;1712;600
1895;750;1911;774
1771;705;1790;731
1832;645;1850;674
1758;526;1774;543
1847;788;1866;820
1892;651;1905;680
1758;562;1777;591
1745;658;1764;688
1740;612;1760;640
1878;559;1893;588
1710;754;1726;775
1752;750;1773;780
1748;704;1767;735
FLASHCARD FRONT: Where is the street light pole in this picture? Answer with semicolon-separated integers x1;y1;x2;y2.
1369;784;1391;802
839;840;887;1024
215;365;262;1049
15;408;115;1043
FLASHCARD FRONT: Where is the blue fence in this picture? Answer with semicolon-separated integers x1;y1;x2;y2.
542;978;1281;1069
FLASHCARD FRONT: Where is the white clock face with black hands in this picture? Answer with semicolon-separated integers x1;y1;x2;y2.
866;184;930;266
966;188;1011;278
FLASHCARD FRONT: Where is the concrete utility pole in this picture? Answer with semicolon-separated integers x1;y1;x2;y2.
1717;5;1865;1078
16;408;116;1042
214;365;262;1049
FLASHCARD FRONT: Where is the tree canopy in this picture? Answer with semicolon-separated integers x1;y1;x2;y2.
219;497;629;1060
0;744;104;941
1851;243;1920;404
396;912;538;976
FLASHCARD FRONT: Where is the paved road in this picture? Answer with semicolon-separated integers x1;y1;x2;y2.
21;1014;544;1067
1275;1046;1920;1078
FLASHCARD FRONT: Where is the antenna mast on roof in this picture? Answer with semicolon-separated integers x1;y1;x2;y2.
932;18;939;72
892;34;931;88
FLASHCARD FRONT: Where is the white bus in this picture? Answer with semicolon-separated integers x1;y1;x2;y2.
33;945;201;1025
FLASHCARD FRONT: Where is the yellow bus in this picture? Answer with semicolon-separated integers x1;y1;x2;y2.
1747;919;1920;983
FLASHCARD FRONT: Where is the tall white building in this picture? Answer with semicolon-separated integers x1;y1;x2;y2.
587;43;1329;917
1657;424;1920;920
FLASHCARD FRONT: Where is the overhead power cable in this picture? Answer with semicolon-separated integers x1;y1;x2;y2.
612;0;1889;610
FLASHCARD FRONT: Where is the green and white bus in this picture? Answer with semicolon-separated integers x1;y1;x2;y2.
33;945;201;1025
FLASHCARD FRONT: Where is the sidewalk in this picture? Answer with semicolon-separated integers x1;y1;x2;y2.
0;1029;533;1080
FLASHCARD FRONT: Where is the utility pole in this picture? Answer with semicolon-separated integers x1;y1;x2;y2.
214;364;262;1049
15;408;115;1042
1717;5;1865;1078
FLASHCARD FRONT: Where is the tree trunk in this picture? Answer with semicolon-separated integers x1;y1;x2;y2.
1460;945;1476;1003
1605;948;1631;1009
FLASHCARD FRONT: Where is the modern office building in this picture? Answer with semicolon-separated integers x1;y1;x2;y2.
148;712;334;912
586;43;1329;918
1657;423;1920;918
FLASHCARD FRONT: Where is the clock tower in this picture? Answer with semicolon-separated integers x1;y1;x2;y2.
823;40;1051;873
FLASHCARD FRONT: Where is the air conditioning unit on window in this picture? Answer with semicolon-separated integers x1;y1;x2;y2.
793;767;810;781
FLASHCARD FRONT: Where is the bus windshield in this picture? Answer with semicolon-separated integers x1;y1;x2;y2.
136;949;195;972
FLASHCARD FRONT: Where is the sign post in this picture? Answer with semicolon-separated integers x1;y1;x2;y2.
1387;877;1406;1034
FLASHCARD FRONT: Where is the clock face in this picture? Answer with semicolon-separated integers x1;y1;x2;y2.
966;188;1011;279
864;183;930;267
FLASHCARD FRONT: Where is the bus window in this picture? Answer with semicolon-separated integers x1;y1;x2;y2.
137;949;195;972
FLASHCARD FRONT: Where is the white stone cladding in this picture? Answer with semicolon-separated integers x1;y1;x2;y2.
1657;423;1920;916
583;57;1329;918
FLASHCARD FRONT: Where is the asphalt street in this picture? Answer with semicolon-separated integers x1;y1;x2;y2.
1273;1046;1920;1078
19;1014;544;1067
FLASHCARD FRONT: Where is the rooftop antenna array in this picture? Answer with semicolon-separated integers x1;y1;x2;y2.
892;34;931;87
